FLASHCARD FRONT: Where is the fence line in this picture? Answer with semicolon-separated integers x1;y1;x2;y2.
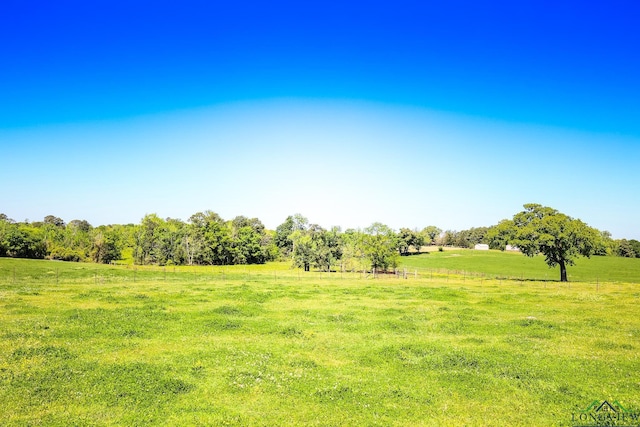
0;262;625;291
0;262;627;292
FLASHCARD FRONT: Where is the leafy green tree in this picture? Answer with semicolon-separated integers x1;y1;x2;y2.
187;211;232;265
441;230;458;247
229;216;270;264
616;239;636;258
232;216;265;234
453;227;489;248
56;219;94;261
91;226;122;264
412;230;425;253
311;226;343;272
25;224;47;258
422;226;442;245
40;216;68;260
398;228;412;255
290;229;313;271
1;215;93;261
454;230;470;248
289;224;343;272
133;214;164;264
44;215;65;228
398;228;425;255
499;204;600;282
629;240;640;258
487;221;512;249
132;214;186;265
156;218;187;265
3;225;28;257
0;216;13;256
232;226;264;264
183;224;203;266
2;224;47;259
68;219;92;233
362;223;399;271
112;223;137;261
275;214;308;258
340;229;366;272
592;230;613;256
261;230;280;262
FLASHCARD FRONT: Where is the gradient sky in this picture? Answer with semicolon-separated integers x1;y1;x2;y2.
1;1;639;239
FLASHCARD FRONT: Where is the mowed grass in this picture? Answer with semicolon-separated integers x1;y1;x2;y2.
400;248;640;283
1;258;639;426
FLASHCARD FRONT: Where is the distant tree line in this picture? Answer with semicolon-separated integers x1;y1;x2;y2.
132;211;278;266
274;216;430;273
0;212;438;270
436;223;637;259
0;214;122;263
0;212;281;266
273;215;457;272
1;208;637;272
614;238;640;258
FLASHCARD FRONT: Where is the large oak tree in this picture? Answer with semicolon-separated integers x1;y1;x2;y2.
496;204;600;282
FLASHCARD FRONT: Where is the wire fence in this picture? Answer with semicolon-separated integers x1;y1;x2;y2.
0;262;623;291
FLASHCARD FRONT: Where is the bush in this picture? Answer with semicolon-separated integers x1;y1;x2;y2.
48;246;84;262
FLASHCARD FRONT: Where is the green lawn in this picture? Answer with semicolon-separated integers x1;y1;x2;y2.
1;258;639;426
400;248;640;283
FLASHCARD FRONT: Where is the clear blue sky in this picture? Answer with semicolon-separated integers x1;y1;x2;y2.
1;1;639;239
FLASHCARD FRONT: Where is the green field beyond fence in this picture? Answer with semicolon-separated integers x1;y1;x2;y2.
1;256;639;426
401;248;640;284
3;249;640;286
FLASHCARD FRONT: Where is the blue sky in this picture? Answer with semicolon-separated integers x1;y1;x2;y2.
1;1;639;239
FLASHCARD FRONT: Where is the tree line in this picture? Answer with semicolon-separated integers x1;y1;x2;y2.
0;212;441;270
0;212;278;267
1;206;638;277
0;214;122;263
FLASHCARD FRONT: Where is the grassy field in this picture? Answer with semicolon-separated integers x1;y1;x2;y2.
1;256;639;426
401;248;640;283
